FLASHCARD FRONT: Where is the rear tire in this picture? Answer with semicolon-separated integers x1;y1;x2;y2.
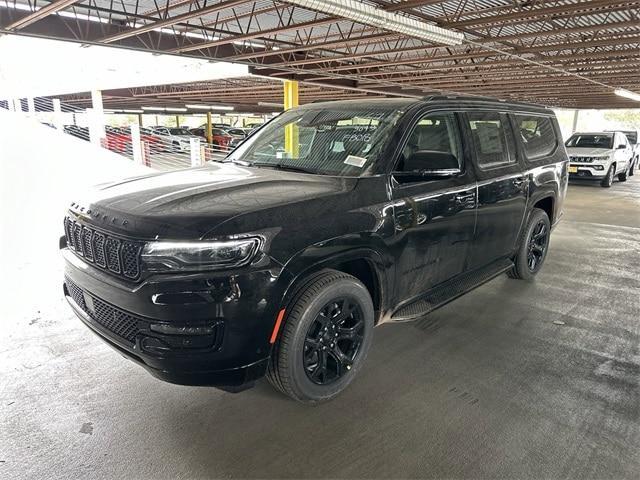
507;208;551;281
601;164;615;187
267;269;374;404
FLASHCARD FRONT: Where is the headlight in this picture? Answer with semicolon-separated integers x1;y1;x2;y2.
141;238;261;271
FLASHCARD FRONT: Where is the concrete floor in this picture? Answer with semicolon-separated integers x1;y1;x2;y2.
1;175;639;479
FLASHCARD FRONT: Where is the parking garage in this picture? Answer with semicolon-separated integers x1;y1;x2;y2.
1;1;640;479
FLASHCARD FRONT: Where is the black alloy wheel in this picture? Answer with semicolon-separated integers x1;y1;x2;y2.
527;220;549;273
267;269;374;404
507;208;551;281
303;298;365;385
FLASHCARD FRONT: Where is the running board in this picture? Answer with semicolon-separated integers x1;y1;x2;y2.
391;258;514;322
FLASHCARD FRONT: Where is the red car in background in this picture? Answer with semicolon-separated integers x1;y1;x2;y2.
190;127;233;151
105;126;163;154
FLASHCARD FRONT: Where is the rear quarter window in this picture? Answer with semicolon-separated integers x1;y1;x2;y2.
513;114;558;160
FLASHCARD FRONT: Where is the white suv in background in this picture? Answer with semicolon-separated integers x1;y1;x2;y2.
565;131;634;187
151;126;200;153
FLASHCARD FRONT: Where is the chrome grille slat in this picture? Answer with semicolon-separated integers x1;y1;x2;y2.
63;216;141;280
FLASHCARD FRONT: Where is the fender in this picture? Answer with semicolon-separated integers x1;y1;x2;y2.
267;233;394;335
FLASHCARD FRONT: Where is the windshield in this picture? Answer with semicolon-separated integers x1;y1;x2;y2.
566;134;613;149
225;106;404;176
170;128;193;136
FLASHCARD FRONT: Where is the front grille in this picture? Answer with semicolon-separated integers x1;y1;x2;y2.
569;156;601;163
65;277;141;344
64;216;142;280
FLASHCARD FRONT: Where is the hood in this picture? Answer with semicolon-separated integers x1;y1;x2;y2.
69;163;356;239
566;147;612;156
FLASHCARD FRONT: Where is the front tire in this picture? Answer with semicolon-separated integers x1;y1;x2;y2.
507;208;551;281
267;269;374;404
601;164;615;187
618;166;628;182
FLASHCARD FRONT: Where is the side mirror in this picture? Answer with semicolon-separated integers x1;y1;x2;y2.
617;144;626;149
396;150;461;179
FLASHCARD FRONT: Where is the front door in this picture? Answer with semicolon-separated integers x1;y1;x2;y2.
391;112;477;303
462;111;528;269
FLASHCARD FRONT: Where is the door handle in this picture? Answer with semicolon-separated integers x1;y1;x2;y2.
512;177;526;187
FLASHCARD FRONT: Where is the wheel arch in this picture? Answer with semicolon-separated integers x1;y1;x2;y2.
532;195;555;223
277;244;390;326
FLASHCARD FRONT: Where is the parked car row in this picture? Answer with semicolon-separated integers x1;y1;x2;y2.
565;130;637;187
59;123;255;155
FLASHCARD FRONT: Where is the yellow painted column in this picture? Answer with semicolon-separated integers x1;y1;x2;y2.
206;111;213;144
284;80;299;158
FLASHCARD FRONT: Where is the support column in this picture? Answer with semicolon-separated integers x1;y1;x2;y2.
283;80;299;158
190;138;202;166
176;115;180;127
52;99;63;130
571;109;580;134
137;113;143;126
130;123;143;165
89;90;106;146
206;111;213;144
27;97;35;116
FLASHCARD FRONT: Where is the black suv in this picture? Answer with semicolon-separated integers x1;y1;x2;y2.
62;96;568;403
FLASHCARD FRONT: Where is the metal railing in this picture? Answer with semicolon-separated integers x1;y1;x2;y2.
0;97;239;171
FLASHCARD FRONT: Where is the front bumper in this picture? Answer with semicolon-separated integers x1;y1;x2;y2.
568;163;608;179
62;248;289;389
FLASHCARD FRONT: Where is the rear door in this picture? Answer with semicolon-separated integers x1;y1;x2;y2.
463;111;528;270
390;111;477;302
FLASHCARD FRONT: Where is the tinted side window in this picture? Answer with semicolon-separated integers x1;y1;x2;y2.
395;113;461;172
466;112;515;168
514;114;557;159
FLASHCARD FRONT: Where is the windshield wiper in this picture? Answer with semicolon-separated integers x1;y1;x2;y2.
249;162;317;174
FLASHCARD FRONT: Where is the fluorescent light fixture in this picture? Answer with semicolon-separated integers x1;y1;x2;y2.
614;89;640;102
282;0;463;46
185;104;235;111
141;106;187;112
258;101;284;108
106;109;144;113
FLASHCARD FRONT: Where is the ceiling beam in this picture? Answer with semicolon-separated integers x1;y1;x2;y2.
3;0;80;30
99;0;248;44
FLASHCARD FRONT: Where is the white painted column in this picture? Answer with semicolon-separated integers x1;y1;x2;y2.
88;90;106;146
190;138;202;167
571;109;579;134
52;99;63;130
130;123;143;164
27;97;35;116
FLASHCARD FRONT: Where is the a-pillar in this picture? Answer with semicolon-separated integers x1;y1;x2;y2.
283;80;299;157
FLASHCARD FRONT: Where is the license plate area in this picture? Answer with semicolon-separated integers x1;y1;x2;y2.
568;165;578;173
